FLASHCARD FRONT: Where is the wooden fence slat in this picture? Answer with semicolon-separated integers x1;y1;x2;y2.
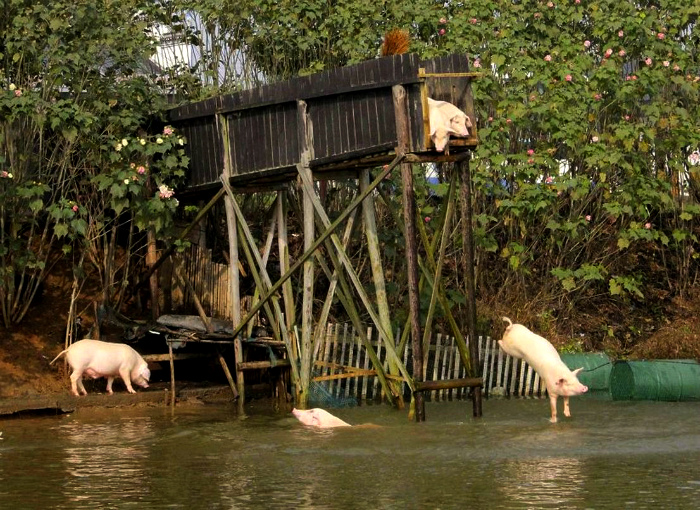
344;325;354;398
439;335;451;401
431;333;443;401
450;336;460;400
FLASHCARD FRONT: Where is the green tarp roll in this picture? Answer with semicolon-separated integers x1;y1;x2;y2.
560;352;613;392
610;360;700;401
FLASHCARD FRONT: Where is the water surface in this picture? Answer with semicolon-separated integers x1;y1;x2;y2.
1;397;698;509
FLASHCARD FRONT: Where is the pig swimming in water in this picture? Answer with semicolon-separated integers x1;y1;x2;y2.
498;317;588;423
50;339;150;396
292;408;351;428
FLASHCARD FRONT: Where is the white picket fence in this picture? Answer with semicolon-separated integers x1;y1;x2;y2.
313;324;545;403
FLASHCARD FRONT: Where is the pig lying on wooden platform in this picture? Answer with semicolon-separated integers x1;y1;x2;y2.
51;339;151;396
428;98;472;152
292;408;352;428
498;317;588;423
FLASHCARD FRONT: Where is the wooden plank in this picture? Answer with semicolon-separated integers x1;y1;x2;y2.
238;359;291;370
345;326;355;398
414;377;482;392
440;335;452;401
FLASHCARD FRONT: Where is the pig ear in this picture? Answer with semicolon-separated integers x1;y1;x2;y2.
556;377;566;387
572;367;584;376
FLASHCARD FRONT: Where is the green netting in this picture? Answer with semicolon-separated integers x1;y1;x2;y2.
307;381;358;408
610;360;700;401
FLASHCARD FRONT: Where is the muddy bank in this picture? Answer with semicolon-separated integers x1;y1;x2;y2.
0;384;237;419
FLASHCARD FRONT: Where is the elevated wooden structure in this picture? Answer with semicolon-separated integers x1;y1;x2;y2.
153;53;482;420
167;53;477;192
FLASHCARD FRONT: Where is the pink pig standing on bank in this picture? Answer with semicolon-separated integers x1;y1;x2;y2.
292;408;351;428
498;317;588;423
51;339;150;396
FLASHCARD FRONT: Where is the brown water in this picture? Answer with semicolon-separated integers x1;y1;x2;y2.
1;397;699;509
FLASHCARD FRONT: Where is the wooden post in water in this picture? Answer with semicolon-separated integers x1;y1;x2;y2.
458;156;482;417
297;100;315;408
218;114;244;408
393;84;424;422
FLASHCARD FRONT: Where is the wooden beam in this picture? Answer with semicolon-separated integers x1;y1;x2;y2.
238;359;291;371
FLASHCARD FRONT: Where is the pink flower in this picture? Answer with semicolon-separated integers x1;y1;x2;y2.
534;12;542;19
645;57;652;66
673;64;680;71
644;222;652;229
469;18;478;24
565;74;572;82
158;184;174;199
663;61;670;67
163;126;174;136
626;76;631;81
584;40;591;48
545;176;554;184
632;75;638;80
439;28;446;35
72;205;79;212
137;165;146;174
1;171;8;178
575;0;580;3
585;215;591;222
624;115;630;121
527;149;534;156
591;136;599;143
528;158;534;164
547;1;554;7
544;54;552;62
439;17;447;24
473;58;482;68
14;89;22;97
506;118;512;124
619;49;626;57
657;33;665;40
594;93;602;100
604;48;613;58
618;30;624;37
424;216;431;223
487;116;493;122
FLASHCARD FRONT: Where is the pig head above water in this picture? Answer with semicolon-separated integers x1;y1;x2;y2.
499;317;588;423
51;339;150;396
428;98;472;152
292;408;351;428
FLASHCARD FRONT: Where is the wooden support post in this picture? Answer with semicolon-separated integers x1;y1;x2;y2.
458;156;482;418
297;100;315;409
360;169;403;408
168;341;176;408
146;228;160;320
277;192;296;338
218;113;244;409
392;84;424;422
218;350;239;400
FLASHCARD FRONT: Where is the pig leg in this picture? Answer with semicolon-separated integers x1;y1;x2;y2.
106;377;115;395
70;370;87;396
563;396;571;418
119;368;136;394
549;394;559;423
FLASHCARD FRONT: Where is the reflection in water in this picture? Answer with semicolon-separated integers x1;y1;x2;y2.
58;417;155;505
498;456;585;509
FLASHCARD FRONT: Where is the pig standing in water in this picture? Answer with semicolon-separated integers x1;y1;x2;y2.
292;408;351;428
51;339;150;396
498;317;588;423
428;98;472;152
